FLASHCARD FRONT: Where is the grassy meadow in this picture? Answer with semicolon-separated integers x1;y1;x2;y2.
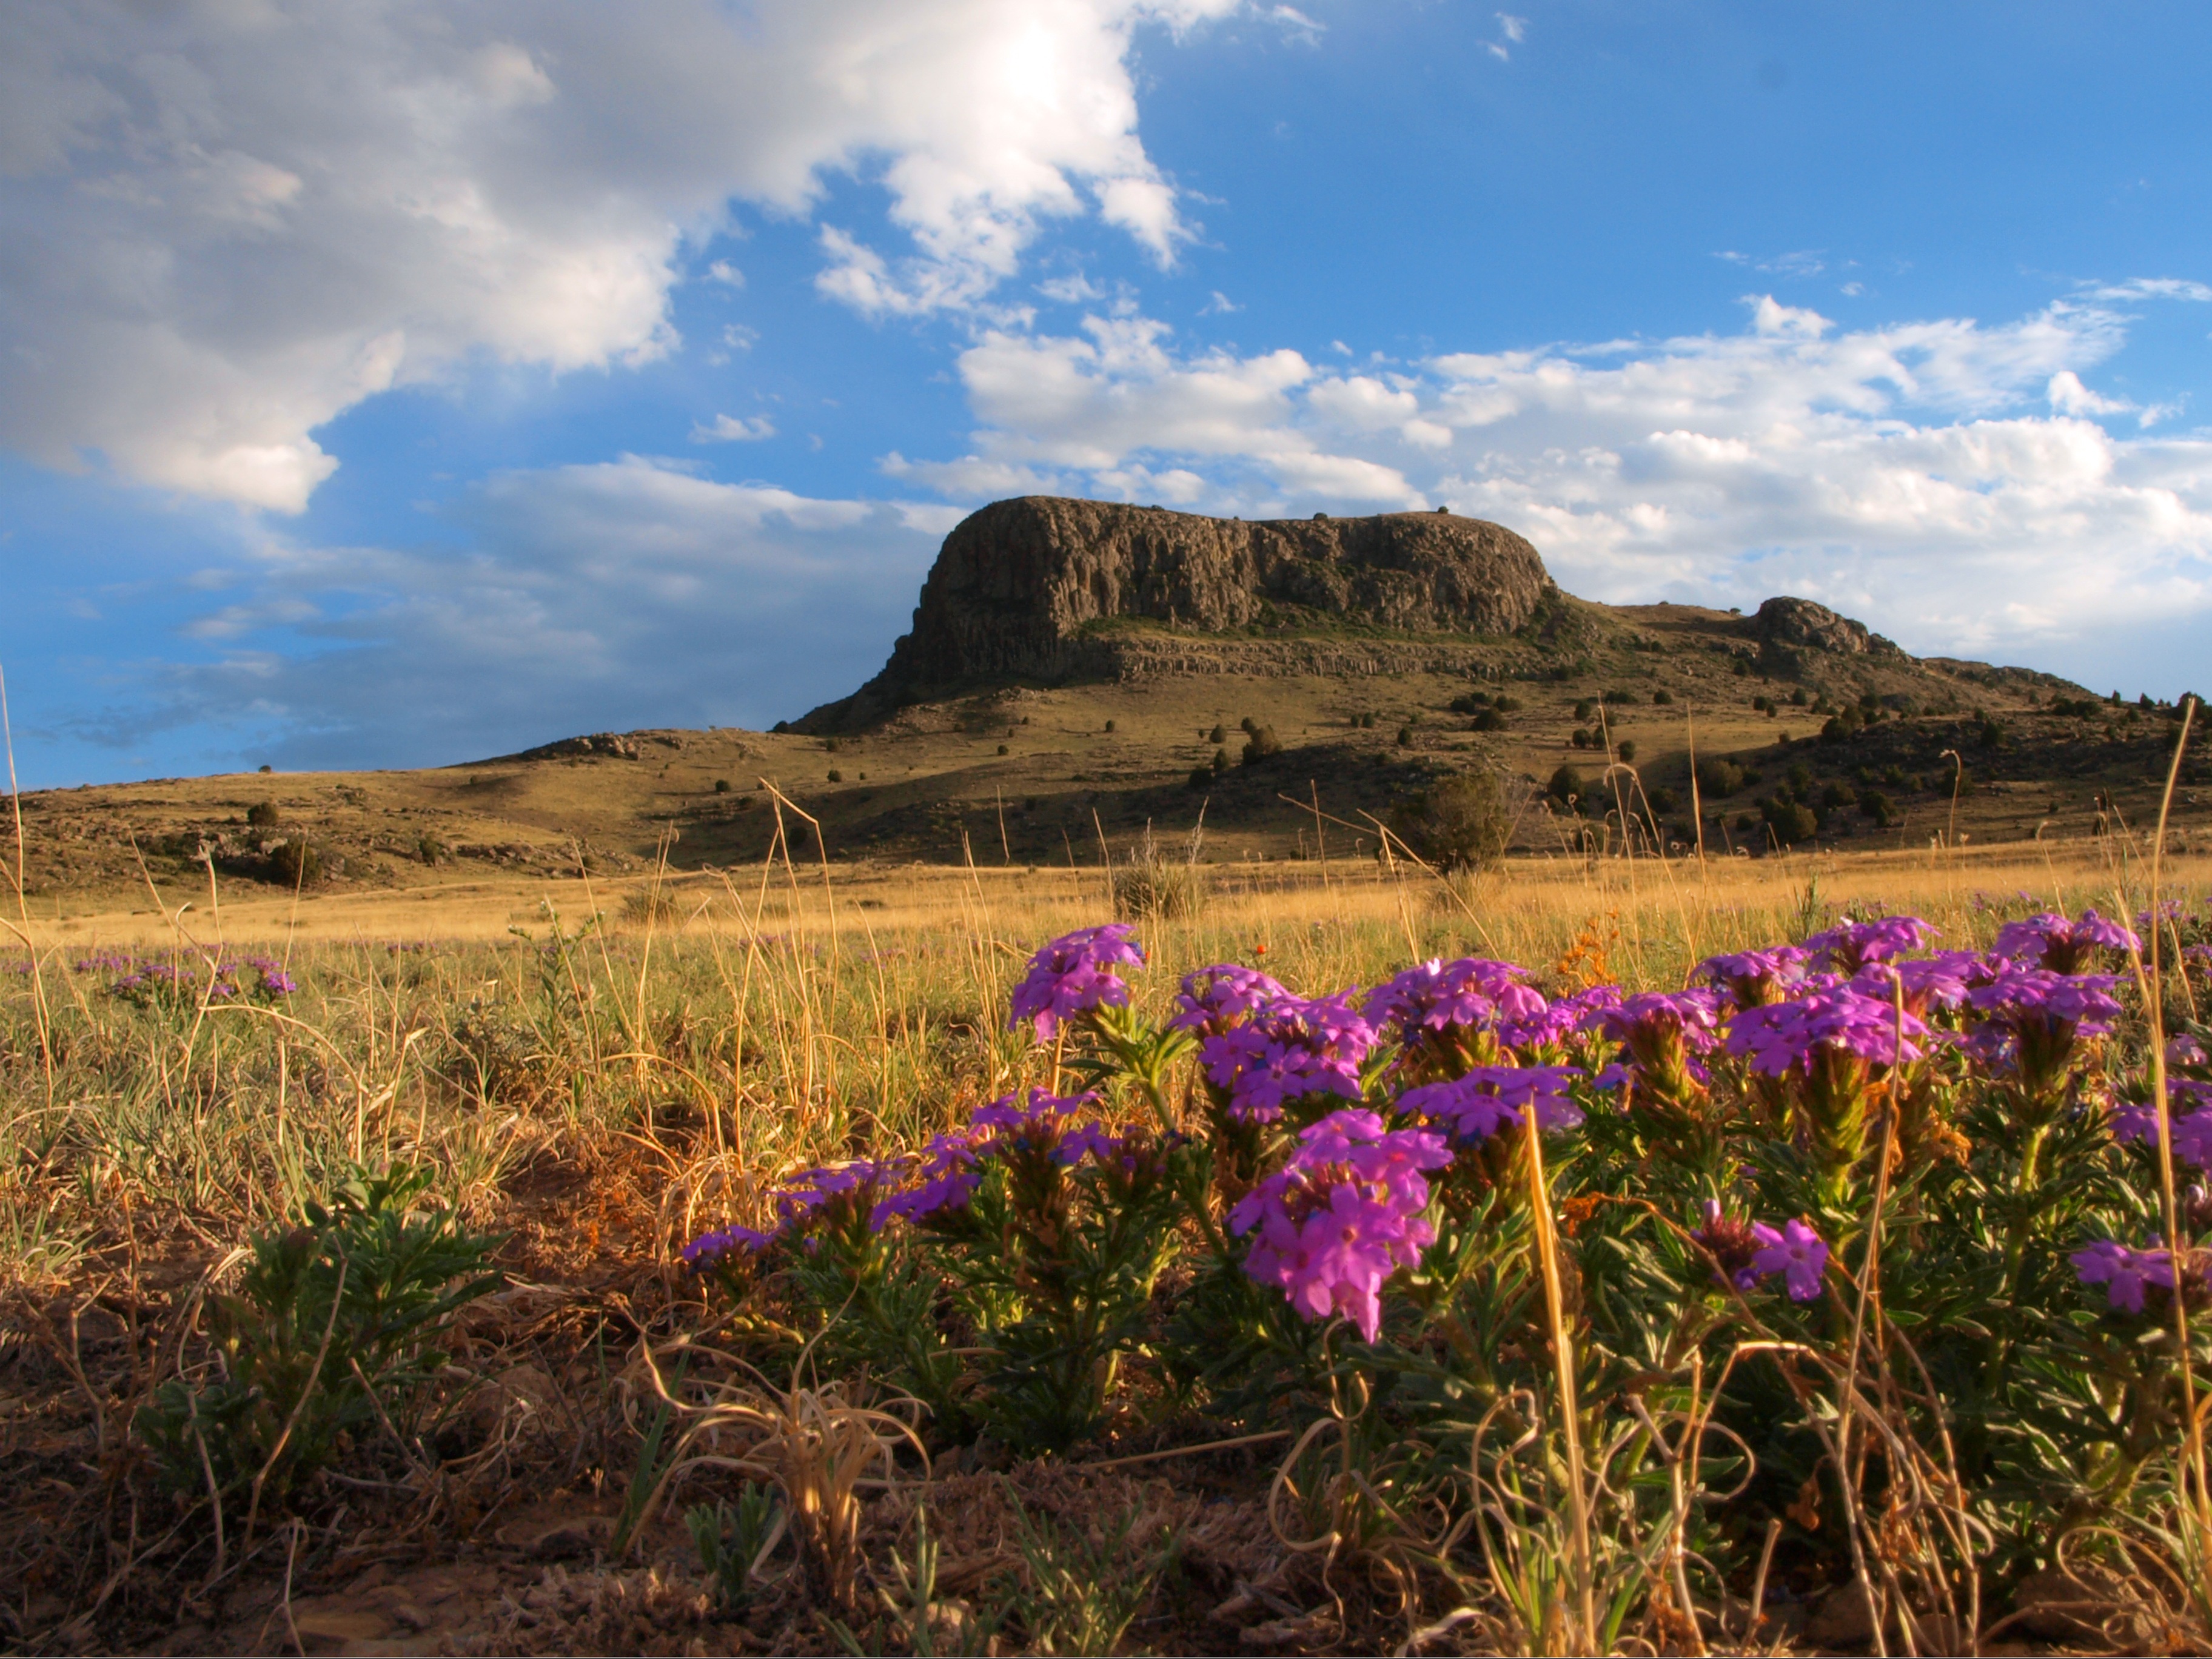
4;823;2209;1654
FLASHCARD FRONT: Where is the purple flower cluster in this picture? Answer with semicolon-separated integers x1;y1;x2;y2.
1170;963;1290;1035
2071;1238;2193;1313
1803;915;1936;974
1398;1064;1584;1143
1995;908;2140;974
1228;1109;1452;1342
679;1088;1122;1269
1848;950;1994;1017
1201;992;1375;1122
1693;946;1808;1010
1498;985;1620;1054
1587;990;1722;1096
1962;966;2123;1073
1726;986;1929;1077
1686;1204;1828;1300
1362;957;1546;1044
1008;925;1145;1041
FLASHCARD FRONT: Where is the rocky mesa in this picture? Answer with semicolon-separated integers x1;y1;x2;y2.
805;497;1555;726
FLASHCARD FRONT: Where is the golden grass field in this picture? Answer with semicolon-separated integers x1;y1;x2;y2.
4;774;2207;1652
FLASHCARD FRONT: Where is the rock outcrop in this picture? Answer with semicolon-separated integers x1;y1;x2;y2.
1754;597;1902;659
813;497;1553;725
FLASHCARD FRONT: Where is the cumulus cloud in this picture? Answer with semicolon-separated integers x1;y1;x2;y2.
899;291;2212;666
691;413;778;443
1;0;1232;509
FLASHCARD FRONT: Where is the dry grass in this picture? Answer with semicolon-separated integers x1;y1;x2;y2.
2;830;2206;1652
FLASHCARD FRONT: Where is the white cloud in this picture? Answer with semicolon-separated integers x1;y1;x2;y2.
1;0;1234;509
893;291;2212;663
706;260;746;288
126;457;951;764
691;413;777;443
1496;14;1528;43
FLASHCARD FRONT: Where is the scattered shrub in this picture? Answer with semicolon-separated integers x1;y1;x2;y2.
1695;758;1744;797
257;763;273;773
135;1165;500;1500
1208;722;1227;743
1547;763;1585;804
1761;798;1818;846
714;779;731;793
998;744;1010;755
1395;725;1413;747
1104;720;1116;733
1647;786;1680;813
268;837;326;888
1652;688;1673;705
1859;788;1900;827
1111;837;1205;920
1617;740;1637;764
1387;771;1513;873
1241;725;1282;765
1471;708;1504;731
1493;695;1522;712
415;833;444;866
246;800;281;828
1186;765;1212;791
827;768;844;782
1212;747;1231;774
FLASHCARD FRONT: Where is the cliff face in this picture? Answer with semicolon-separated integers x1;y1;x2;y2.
832;497;1554;718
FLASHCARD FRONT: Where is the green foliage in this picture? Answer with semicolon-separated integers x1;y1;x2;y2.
134;1164;502;1500
1760;797;1819;846
1694;757;1744;797
246;800;281;828
1241;723;1282;765
1002;1493;1175;1657
267;836;325;888
687;1482;784;1611
1389;771;1513;873
1548;763;1585;805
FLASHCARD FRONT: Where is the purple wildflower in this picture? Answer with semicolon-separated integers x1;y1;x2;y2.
2170;1034;2210;1072
1849;950;1994;1017
1170;964;1290;1034
1397;1065;1585;1144
1963;966;2123;1077
1587;990;1721;1100
2071;1239;2178;1313
1750;1218;1831;1301
1692;946;1808;1010
1726;987;1929;1077
1008;924;1145;1041
1200;993;1375;1122
1690;1200;1765;1291
1803;916;1936;974
1362;957;1546;1044
680;1223;777;1270
1228;1109;1452;1342
1500;985;1617;1054
1995;908;2142;974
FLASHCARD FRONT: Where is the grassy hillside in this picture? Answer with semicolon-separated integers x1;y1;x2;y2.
8;597;2204;919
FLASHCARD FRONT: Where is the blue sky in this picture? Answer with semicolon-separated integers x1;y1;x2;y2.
3;0;2207;787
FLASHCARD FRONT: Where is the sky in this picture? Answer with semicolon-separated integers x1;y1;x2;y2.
2;0;2208;788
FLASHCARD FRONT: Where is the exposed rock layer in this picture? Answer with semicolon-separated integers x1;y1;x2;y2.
827;497;1553;721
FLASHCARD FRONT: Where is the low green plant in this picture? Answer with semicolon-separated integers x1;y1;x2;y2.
1002;1492;1175;1657
686;1480;785;1611
135;1164;501;1503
